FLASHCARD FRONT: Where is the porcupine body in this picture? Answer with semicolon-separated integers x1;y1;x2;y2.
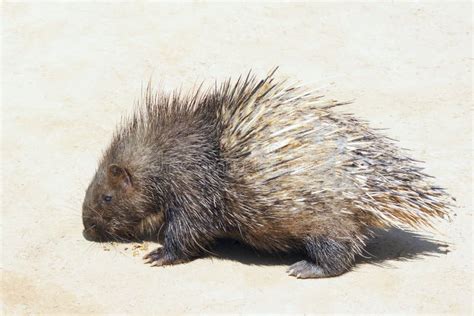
82;71;452;278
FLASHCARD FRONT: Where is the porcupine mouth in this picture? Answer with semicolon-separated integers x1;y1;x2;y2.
82;225;114;242
81;223;123;242
82;227;141;243
82;214;165;243
82;227;104;242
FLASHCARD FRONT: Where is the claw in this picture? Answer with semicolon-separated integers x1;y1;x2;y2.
142;247;188;267
287;260;326;279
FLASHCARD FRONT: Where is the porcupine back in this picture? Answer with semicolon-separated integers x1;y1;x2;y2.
213;72;452;253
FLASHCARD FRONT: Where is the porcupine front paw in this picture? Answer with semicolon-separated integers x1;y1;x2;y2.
143;247;188;267
287;260;327;279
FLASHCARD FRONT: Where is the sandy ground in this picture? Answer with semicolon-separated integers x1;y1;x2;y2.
1;2;472;315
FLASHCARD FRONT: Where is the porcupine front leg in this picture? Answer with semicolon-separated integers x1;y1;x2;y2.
143;233;193;267
143;208;211;267
287;236;358;278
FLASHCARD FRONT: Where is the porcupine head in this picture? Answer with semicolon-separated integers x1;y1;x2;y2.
82;90;224;245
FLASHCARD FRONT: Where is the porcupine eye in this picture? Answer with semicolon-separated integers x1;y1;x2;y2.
102;195;113;203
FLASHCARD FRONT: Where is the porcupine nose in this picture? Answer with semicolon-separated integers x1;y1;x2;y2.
82;216;104;241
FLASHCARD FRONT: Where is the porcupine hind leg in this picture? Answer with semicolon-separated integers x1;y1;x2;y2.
287;236;357;279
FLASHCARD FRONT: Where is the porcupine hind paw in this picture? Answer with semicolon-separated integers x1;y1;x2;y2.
287;236;356;278
143;247;188;267
287;260;327;279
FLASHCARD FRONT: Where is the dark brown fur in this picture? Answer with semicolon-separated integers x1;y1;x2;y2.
82;71;452;278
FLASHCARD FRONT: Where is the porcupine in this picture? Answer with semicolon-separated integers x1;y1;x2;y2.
82;70;452;278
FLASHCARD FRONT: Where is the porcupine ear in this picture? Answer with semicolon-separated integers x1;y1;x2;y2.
107;164;132;191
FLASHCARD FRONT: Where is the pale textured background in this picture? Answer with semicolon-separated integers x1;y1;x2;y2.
1;2;472;315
